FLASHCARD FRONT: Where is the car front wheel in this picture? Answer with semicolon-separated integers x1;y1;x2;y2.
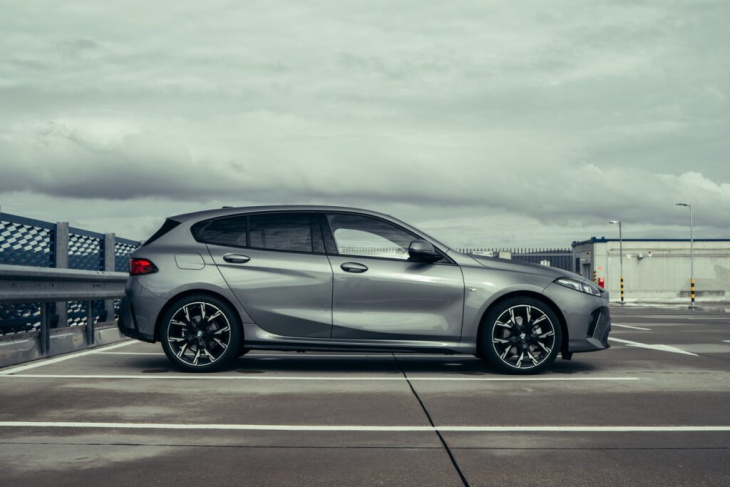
161;295;241;372
481;297;562;374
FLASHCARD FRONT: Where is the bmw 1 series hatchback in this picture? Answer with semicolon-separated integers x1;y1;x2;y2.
119;206;610;374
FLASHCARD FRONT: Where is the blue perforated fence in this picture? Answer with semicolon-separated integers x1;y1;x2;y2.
0;214;55;268
0;212;140;336
115;238;139;273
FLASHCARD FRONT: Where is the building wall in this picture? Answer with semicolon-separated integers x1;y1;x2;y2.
573;240;730;303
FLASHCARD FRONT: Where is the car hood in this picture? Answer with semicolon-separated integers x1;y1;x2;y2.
466;254;578;280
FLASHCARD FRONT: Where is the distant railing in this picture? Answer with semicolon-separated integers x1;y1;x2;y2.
334;245;574;271
0;212;140;337
457;248;573;271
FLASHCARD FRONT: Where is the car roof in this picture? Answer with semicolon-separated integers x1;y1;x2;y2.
167;205;453;252
170;205;398;223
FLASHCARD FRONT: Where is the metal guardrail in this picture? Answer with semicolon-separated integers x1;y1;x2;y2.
0;264;128;355
0;212;140;332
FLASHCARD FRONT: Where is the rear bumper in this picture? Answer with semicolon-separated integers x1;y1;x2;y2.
118;297;156;343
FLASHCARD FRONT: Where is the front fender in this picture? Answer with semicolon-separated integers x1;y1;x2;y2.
460;266;554;345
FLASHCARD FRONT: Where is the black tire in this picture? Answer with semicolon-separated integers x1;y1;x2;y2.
160;294;241;372
480;297;562;375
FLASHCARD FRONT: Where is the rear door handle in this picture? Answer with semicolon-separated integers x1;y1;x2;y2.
223;253;251;264
341;262;368;273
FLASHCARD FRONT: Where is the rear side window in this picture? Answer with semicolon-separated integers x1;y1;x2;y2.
143;219;181;246
192;216;248;247
249;213;312;253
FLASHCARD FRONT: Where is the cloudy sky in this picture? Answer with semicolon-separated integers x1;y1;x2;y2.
1;0;728;248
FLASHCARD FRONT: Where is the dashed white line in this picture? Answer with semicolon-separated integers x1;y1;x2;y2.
0;421;727;432
0;374;640;382
609;337;697;356
0;341;135;375
612;324;652;331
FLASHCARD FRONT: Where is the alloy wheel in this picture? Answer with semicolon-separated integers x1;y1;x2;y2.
165;301;233;367
491;304;557;370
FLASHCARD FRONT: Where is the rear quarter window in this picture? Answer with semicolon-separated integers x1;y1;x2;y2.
191;216;248;247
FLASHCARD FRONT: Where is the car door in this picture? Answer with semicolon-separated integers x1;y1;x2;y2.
323;212;465;341
200;212;333;338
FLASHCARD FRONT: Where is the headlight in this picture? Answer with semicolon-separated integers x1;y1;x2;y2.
555;277;603;297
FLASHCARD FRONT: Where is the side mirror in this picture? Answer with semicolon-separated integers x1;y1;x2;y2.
408;240;442;263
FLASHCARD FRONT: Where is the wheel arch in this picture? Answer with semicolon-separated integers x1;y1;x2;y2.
154;289;245;351
476;291;568;358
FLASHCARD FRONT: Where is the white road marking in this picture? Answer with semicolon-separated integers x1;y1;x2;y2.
609;337;697;356
0;374;640;382
612;324;652;331
723;340;730;343
0;341;136;375
97;352;163;356
0;421;727;432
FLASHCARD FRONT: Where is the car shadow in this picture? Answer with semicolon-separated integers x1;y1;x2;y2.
233;353;600;376
120;352;599;376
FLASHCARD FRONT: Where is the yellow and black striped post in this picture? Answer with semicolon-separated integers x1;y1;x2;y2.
691;278;695;307
593;270;597;284
620;275;624;304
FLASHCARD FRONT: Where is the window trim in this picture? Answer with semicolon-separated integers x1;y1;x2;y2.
320;211;455;265
192;211;326;255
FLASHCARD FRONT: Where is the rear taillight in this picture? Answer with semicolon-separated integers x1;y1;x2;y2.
129;258;158;276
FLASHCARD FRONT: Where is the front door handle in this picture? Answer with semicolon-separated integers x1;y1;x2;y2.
341;262;368;273
223;253;251;264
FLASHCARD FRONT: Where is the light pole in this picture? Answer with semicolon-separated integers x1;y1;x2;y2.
609;220;624;305
675;203;695;309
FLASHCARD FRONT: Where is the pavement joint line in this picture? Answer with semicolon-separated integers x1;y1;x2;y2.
393;353;470;487
0;422;728;432
608;337;698;356
612;324;652;331
0;374;642;381
0;341;135;375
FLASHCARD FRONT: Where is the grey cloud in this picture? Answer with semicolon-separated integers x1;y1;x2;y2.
1;0;729;246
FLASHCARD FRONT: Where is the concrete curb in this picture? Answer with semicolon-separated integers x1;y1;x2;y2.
610;303;730;315
0;321;125;369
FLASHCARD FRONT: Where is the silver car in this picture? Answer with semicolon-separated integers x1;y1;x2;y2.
119;205;610;374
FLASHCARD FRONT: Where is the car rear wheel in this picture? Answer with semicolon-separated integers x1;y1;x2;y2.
161;295;241;372
481;297;562;374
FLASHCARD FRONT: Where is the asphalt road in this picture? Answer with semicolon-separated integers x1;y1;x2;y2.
1;307;729;486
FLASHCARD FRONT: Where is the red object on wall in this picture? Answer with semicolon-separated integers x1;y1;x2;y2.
598;277;605;288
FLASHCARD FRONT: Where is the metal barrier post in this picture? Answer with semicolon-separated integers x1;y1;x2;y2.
104;234;116;322
86;300;95;345
40;302;51;355
54;222;69;328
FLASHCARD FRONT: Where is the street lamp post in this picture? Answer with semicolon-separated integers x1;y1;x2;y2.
675;203;695;309
609;220;624;305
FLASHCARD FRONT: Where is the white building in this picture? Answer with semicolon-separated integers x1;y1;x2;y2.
572;238;730;303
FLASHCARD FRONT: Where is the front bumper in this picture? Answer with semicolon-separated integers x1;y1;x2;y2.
543;282;611;353
586;306;611;350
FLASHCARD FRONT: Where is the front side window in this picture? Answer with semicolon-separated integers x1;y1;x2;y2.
326;214;415;260
249;213;313;253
